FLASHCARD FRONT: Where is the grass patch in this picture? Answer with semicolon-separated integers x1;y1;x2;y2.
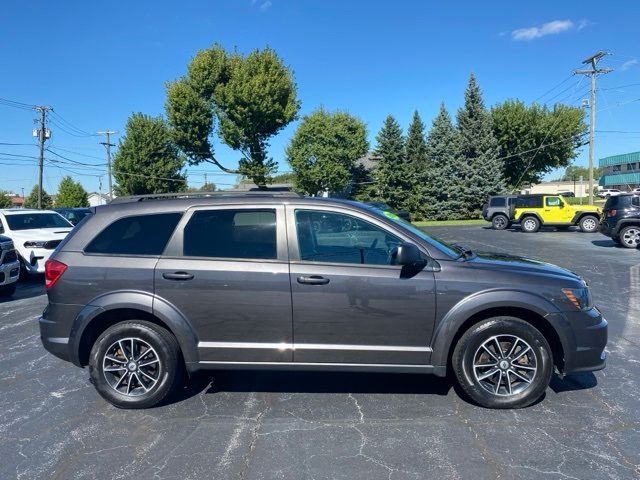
412;219;486;227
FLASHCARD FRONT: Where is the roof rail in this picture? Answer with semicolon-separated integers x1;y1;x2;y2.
109;190;304;204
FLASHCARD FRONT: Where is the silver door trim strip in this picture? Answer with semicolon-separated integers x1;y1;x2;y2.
197;341;430;352
198;361;431;368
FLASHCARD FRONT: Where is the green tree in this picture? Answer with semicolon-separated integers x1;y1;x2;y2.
55;176;89;207
166;45;300;186
113;113;186;196
287;108;368;196
373;115;409;209
23;186;52;209
424;104;465;220
404;111;428;218
186;181;216;192
0;191;13;208
491;100;587;189
560;164;602;181
457;73;504;217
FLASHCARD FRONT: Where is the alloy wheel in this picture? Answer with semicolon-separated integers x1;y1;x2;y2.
472;335;537;397
493;216;507;229
523;219;537;232
621;227;640;248
102;337;161;396
581;218;597;232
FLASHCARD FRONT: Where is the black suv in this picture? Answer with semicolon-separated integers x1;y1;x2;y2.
600;193;640;248
40;192;607;409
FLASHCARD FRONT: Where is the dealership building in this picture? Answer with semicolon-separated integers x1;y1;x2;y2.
599;151;640;190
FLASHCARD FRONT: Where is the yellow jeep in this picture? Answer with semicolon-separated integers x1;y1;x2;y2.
512;194;601;233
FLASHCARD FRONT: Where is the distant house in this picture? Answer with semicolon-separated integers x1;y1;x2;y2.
88;192;110;206
9;195;24;208
521;180;599;197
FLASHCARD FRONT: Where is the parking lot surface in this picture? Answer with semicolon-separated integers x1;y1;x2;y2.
1;226;639;480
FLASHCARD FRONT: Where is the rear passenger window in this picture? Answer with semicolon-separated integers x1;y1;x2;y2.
85;213;181;255
183;209;277;260
490;198;505;207
516;196;543;208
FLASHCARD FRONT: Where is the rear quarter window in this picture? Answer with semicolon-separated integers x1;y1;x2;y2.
489;197;506;207
85;213;182;255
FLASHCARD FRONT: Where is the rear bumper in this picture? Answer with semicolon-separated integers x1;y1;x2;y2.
599;220;618;238
555;307;608;375
39;302;82;364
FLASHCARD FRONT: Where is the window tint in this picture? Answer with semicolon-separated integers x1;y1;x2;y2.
632;197;640;207
490;197;506;207
5;213;71;231
295;210;402;265
516;196;543;208
85;213;181;255
545;197;561;207
183;209;276;259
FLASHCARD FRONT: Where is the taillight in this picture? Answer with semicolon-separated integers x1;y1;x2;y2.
607;209;617;217
45;259;67;289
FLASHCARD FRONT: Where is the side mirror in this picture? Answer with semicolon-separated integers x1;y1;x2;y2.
393;243;424;266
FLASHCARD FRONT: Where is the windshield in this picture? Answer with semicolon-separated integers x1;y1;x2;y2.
6;213;72;231
372;208;460;258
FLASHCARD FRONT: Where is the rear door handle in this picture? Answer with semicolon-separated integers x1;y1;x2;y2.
162;271;194;281
297;275;330;285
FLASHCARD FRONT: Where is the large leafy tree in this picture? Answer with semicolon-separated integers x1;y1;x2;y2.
373;115;409;209
424;104;466;220
560;164;602;181
55;176;89;207
491;100;586;190
113;113;186;196
287;108;368;196
23;186;52;209
457;73;504;216
0;191;13;208
166;45;300;186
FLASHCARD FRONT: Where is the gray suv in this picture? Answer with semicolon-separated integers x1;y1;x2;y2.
40;192;607;409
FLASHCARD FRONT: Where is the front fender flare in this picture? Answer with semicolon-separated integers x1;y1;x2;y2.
429;289;573;368
68;290;198;367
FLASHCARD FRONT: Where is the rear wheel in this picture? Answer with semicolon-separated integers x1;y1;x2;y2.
452;317;553;409
89;321;183;409
521;216;540;233
491;214;509;230
579;215;599;233
619;225;640;248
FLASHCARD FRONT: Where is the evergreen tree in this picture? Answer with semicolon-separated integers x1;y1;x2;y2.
456;73;504;217
373;115;409;209
23;186;52;209
424;104;465;220
55;176;89;207
404;111;428;218
113;113;186;195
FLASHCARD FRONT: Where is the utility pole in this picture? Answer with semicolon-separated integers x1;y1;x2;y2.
33;106;52;209
574;51;613;205
97;130;117;199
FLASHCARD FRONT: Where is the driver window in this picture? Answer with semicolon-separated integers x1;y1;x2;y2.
295;210;402;265
546;197;561;207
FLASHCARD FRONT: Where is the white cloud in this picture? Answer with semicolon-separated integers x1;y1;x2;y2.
621;59;638;71
260;1;272;11
511;19;585;41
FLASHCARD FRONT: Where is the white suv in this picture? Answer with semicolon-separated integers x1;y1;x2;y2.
0;209;73;275
0;235;20;296
597;189;622;198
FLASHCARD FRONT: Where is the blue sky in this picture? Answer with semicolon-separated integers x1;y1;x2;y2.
1;0;639;195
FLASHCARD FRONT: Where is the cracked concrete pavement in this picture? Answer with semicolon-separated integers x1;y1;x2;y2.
1;225;639;479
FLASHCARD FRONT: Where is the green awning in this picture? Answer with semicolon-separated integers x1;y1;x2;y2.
599;151;640;167
599;172;640;186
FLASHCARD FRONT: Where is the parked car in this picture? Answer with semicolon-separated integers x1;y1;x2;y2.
482;195;518;230
365;202;411;222
558;191;575;198
40;192;607;410
0;234;20;297
597;189;622;198
0;209;73;275
511;194;601;233
54;208;92;226
600;193;640;248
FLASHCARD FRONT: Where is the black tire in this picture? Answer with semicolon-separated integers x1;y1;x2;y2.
491;214;510;230
579;215;599;233
619;225;640;249
520;216;540;233
89;321;183;409
452;317;553;409
0;283;17;298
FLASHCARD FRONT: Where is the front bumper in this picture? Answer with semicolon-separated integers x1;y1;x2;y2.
554;307;608;375
0;261;20;287
18;247;55;274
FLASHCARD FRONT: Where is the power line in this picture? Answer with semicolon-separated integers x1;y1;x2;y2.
49;110;95;137
532;74;575;104
0;96;36;111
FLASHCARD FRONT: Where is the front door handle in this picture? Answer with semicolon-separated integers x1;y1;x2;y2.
297;275;330;285
162;271;194;281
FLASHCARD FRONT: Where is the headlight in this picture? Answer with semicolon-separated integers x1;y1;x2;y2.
24;241;47;248
562;287;593;310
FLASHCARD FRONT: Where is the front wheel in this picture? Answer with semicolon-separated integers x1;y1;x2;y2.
579;215;599;233
89;321;183;409
491;214;510;230
452;317;553;409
